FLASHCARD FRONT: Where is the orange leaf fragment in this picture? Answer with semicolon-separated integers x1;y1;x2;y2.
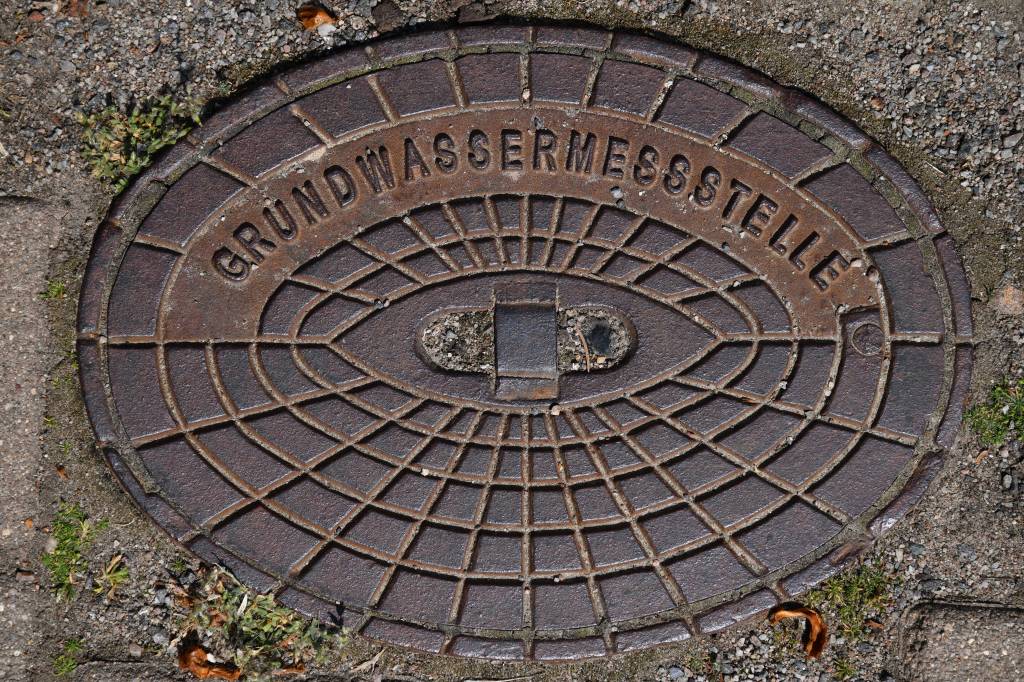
64;0;90;18
272;664;306;676
55;465;68;480
206;609;227;628
177;643;241;680
296;3;337;30
768;602;829;659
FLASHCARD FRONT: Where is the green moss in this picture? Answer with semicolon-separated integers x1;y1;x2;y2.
170;555;189;575
53;639;83;677
807;561;892;643
41;503;108;600
40;278;67;301
833;656;857;680
968;378;1024;447
77;95;200;191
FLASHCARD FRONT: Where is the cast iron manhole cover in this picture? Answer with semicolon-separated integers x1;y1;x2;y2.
78;23;974;661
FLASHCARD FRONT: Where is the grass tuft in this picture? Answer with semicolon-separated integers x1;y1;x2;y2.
832;656;857;680
77;95;200;191
53;639;83;677
41;503;108;600
967;377;1024;447
807;561;892;643
94;553;130;600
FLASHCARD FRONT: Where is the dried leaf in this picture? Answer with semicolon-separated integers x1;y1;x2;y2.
272;664;306;676
55;465;68;480
768;602;829;659
174;593;195;608
296;3;336;30
177;643;241;680
63;0;90;18
351;650;384;674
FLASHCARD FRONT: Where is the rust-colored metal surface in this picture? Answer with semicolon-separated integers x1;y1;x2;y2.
78;22;974;661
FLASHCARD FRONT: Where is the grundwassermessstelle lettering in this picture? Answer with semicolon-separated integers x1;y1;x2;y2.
211;125;854;294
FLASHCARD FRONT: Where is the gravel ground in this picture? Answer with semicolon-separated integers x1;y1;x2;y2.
1;1;1022;681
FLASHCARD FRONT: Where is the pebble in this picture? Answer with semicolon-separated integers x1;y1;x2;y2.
128;642;144;657
994;285;1024;316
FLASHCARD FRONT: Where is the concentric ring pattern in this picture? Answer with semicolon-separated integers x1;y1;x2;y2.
77;23;974;661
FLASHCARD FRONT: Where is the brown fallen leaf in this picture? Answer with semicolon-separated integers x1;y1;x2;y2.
206;608;227;628
55;465;68;480
168;582;195;608
351;650;384;675
272;664;306;676
768;602;829;659
177;643;241;680
63;0;90;18
296;3;336;30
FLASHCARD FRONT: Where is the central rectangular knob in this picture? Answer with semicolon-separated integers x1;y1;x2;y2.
493;282;559;400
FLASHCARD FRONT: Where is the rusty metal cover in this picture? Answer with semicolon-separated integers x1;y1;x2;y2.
77;23;974;661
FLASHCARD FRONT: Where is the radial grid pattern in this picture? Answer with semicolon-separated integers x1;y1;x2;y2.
78;23;974;661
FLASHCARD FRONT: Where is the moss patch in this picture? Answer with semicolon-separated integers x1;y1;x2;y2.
77;95;199;191
40;278;68;301
968;377;1024;447
807;561;893;643
53;639;83;677
41;502;108;600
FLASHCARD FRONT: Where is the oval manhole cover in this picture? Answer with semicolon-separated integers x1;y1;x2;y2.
77;23;974;661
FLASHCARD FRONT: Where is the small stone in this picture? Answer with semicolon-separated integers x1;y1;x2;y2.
1002;473;1013;489
1002;132;1022;148
909;542;925;556
994;284;1024;316
128;643;144;658
668;665;685;680
151;629;169;647
957;543;977;562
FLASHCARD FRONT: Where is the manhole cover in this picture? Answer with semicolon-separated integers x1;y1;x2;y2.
78;23;974;661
